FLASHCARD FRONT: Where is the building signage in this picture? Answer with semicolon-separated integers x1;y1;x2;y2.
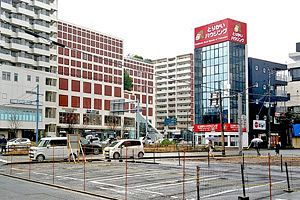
253;120;266;130
193;123;246;132
194;18;247;48
292;124;300;137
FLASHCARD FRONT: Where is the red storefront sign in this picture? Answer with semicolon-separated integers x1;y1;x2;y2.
194;18;247;48
193;123;246;132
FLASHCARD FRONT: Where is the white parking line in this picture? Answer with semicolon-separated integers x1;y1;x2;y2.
0;158;8;163
202;180;286;199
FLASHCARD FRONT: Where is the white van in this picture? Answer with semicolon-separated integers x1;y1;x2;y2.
103;139;144;159
29;137;79;162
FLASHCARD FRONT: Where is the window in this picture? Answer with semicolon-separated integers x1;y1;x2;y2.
255;65;259;71
36;76;40;83
263;68;266;73
2;71;11;81
263;84;266;90
14;73;18;82
27;75;31;81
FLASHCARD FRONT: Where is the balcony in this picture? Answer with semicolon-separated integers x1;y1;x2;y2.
36;60;50;68
33;0;51;10
33;24;51;33
16;7;35;18
10;42;30;52
1;1;13;10
37;13;51;22
16;56;36;65
17;31;35;41
11;18;30;29
32;47;50;56
0;52;13;62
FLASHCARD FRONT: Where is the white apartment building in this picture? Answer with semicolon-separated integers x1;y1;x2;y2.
287;42;300;111
154;53;194;137
0;0;58;139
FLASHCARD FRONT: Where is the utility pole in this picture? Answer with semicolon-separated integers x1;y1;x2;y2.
145;85;148;136
36;84;39;144
268;70;271;149
219;91;225;156
136;100;140;139
238;92;243;155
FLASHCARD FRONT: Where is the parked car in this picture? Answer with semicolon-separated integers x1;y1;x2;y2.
103;139;144;159
29;137;79;162
7;138;31;149
80;138;102;155
100;138;116;148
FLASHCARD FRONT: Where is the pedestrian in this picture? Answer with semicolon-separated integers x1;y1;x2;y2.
254;142;260;156
0;137;3;154
2;136;7;154
1;136;7;154
275;142;281;156
208;140;214;157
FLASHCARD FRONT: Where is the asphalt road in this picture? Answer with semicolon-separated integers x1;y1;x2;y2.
0;175;104;200
1;156;300;200
1;149;300;199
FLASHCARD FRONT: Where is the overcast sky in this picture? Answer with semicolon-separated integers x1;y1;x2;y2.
58;0;299;64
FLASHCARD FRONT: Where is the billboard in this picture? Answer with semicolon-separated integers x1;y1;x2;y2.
193;123;246;132
194;18;247;48
253;120;266;130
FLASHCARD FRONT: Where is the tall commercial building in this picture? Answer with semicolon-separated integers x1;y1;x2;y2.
0;0;58;139
193;18;248;147
154;54;194;137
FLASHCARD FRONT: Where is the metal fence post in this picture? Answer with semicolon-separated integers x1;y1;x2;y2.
83;146;86;191
207;147;210;168
196;166;200;200
284;162;293;193
182;151;186;200
125;147;128;200
52;146;55;184
280;154;283;173
238;164;249;200
268;153;272;200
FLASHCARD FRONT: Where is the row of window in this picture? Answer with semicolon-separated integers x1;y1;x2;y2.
58;39;122;60
58;67;122;84
58;31;121;50
1;71;40;82
58;23;122;47
58;97;153;116
58;51;121;66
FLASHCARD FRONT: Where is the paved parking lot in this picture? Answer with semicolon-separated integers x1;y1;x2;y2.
1;154;300;200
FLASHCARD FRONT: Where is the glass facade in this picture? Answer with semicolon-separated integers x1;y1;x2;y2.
0;108;42;122
194;41;246;125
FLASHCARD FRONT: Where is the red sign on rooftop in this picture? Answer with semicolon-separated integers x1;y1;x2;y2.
194;18;247;48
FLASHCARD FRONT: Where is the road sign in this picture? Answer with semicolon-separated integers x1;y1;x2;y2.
164;117;177;126
110;99;125;115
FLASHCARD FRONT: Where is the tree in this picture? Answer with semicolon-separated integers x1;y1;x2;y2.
124;70;133;91
9;112;22;139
